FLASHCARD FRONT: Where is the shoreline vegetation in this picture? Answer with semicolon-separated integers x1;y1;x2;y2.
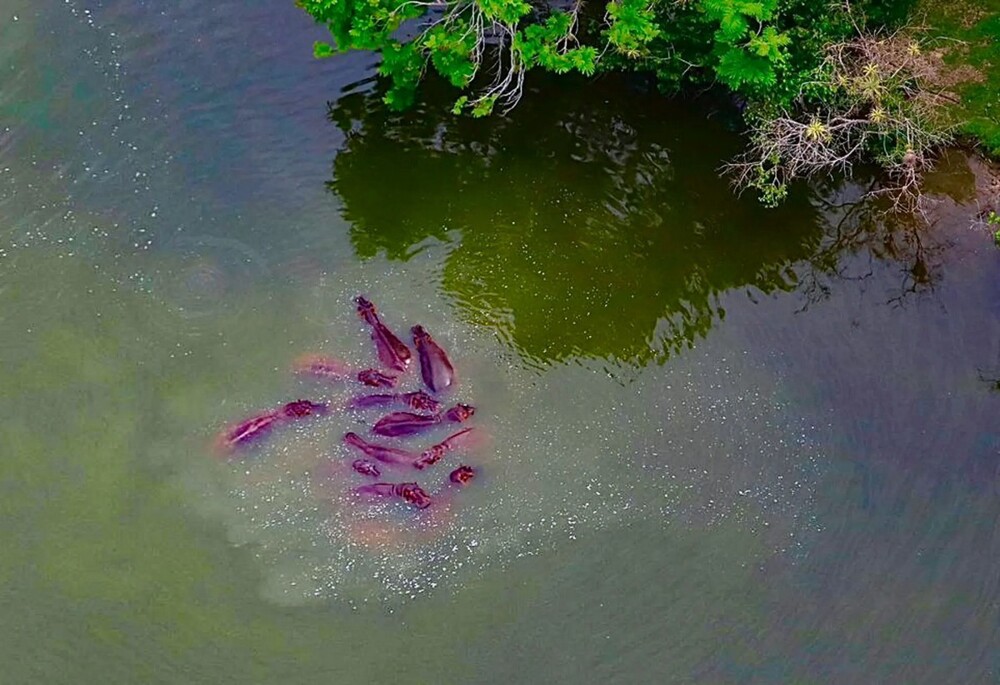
918;0;1000;228
298;0;998;216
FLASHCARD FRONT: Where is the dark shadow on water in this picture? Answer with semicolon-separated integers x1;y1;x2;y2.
326;75;961;366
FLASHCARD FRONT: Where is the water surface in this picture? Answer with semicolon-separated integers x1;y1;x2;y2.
1;1;999;682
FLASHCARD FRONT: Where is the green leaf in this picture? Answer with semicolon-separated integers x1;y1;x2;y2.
476;0;532;25
605;0;660;55
747;26;790;61
471;96;497;117
716;47;776;90
426;22;478;87
313;41;335;58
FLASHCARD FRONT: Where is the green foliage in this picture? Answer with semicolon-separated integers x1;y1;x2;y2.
516;13;599;74
478;0;532;24
988;210;1000;246
617;0;872;107
747;153;789;208
470;95;497;117
301;0;617;114
698;0;790;93
715;44;778;89
298;0;912;115
379;41;424;110
426;22;478;87
298;0;423;52
605;0;661;57
925;4;1000;155
749;25;792;62
313;41;335;58
298;0;983;204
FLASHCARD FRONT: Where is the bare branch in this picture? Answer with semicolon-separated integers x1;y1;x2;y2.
726;25;955;211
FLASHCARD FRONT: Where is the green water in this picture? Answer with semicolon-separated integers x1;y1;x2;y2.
1;1;999;682
331;79;826;364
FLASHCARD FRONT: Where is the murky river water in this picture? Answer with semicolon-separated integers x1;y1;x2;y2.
2;1;999;682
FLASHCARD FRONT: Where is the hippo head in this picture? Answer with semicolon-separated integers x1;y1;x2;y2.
445;403;475;423
409;391;441;412
410;325;429;344
394;482;432;509
352;459;381;477
282;399;327;418
449;465;476;486
355;296;376;319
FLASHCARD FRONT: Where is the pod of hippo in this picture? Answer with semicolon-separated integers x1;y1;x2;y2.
215;296;480;516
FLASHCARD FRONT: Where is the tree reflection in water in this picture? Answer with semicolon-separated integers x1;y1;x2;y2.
327;76;969;366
